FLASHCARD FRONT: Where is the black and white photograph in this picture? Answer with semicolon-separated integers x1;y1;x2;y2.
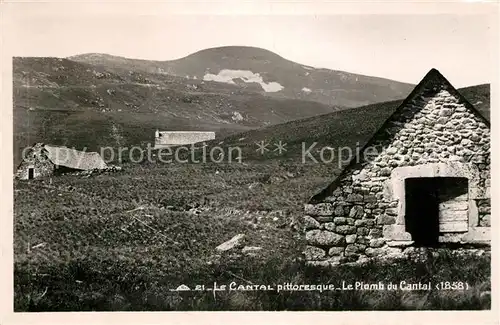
1;1;498;321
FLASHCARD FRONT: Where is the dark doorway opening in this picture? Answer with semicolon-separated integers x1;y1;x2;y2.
405;178;440;247
405;177;468;247
28;168;34;180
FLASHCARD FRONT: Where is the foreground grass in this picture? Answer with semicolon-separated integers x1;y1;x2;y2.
14;161;491;311
15;251;490;311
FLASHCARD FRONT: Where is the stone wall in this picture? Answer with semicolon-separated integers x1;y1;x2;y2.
303;82;490;266
15;143;55;180
477;199;490;227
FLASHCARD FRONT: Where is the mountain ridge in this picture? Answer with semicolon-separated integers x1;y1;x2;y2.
13;55;339;167
68;46;415;108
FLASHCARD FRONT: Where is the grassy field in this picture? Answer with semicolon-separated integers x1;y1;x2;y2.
14;160;491;311
12;75;491;311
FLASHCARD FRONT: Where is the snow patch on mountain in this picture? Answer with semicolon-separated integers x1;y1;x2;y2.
203;69;284;92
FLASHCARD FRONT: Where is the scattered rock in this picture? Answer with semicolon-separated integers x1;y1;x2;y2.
242;246;263;255
248;182;263;190
216;234;245;252
188;207;203;215
480;291;491;300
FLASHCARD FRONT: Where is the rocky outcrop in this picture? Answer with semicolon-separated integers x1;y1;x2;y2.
216;234;246;252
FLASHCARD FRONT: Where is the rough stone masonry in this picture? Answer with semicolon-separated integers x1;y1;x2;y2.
303;69;490;266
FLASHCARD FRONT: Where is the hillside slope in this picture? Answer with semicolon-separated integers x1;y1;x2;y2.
197;84;490;163
14;56;336;123
13;57;338;166
70;46;414;108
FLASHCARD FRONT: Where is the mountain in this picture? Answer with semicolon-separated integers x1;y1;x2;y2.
14;56;337;126
69;46;414;108
10;47;425;169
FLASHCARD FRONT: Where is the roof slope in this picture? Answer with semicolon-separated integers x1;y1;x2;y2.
44;145;107;170
309;68;490;203
156;131;216;145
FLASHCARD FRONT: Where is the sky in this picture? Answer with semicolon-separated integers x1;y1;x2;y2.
4;4;497;87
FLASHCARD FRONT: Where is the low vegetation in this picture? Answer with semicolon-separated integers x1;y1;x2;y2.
14;161;490;311
15;251;490;311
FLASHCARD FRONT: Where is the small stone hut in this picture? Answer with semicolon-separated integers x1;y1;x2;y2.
154;130;216;148
303;69;490;266
16;143;108;180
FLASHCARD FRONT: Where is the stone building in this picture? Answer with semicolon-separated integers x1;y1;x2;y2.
16;143;108;180
154;130;216;148
303;69;490;266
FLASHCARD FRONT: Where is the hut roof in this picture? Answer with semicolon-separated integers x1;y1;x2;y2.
309;68;490;203
44;145;107;170
156;131;216;145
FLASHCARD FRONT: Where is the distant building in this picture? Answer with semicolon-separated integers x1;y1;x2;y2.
154;130;216;148
303;69;490;266
15;143;107;180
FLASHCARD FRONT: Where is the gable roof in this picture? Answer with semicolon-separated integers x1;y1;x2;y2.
309;68;490;204
155;131;216;145
43;145;107;170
